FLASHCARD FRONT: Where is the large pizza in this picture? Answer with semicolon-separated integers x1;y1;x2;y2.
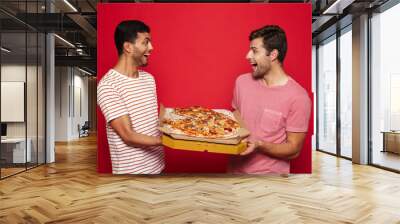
162;106;240;139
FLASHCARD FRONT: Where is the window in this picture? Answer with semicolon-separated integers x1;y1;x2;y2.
370;2;400;171
339;27;352;158
317;35;337;154
0;1;47;179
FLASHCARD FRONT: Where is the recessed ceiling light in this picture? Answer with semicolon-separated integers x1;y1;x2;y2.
54;34;75;48
322;0;355;15
1;47;11;53
63;0;78;12
77;67;93;76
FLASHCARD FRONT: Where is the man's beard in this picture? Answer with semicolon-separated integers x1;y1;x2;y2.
252;66;268;80
133;55;147;67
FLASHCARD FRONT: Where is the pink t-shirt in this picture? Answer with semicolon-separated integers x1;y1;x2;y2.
229;73;311;174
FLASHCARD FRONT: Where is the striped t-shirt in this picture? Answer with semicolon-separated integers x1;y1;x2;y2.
97;69;164;174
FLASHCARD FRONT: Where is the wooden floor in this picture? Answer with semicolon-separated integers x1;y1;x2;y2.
1;167;26;178
1;163;45;178
1;135;400;224
372;150;400;171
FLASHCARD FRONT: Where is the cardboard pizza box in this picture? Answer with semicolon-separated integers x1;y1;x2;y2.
158;105;250;154
162;134;247;155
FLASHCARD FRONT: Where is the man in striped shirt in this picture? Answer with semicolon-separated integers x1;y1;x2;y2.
97;20;164;174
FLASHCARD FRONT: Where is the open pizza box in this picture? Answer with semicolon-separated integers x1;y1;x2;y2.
158;105;250;155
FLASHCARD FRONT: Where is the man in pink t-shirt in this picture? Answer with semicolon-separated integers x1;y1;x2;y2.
229;25;311;174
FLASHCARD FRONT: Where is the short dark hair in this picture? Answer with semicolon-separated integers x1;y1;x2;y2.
249;25;287;63
114;20;150;56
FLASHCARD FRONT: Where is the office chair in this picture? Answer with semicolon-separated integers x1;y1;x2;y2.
79;121;90;138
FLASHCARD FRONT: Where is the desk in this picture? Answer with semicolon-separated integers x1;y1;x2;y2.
382;131;400;154
1;138;31;163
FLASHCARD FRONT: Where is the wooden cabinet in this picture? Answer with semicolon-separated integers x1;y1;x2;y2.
382;131;400;154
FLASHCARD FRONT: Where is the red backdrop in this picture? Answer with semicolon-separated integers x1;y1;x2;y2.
97;3;313;173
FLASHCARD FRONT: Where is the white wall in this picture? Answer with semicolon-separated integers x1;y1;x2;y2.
1;65;43;137
73;73;89;138
1;64;46;164
54;67;89;141
55;66;70;141
1;65;26;138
